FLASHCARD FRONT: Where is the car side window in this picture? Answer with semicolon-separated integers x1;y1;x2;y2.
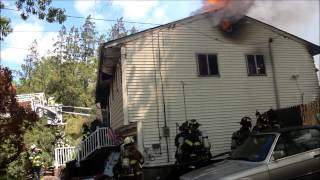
273;136;287;159
296;128;320;150
286;128;320;153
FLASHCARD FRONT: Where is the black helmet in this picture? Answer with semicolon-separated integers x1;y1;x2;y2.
179;121;190;132
240;117;252;128
189;119;200;130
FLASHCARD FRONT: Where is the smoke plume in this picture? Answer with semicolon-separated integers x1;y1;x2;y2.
193;0;255;25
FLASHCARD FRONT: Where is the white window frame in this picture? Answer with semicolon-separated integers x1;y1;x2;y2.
246;54;266;76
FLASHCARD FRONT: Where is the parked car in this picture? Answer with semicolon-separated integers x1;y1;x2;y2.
180;126;320;180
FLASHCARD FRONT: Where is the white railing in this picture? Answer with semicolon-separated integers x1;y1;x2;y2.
54;127;116;167
54;146;76;168
76;127;115;163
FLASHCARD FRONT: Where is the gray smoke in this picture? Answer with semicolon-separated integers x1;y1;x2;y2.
248;0;319;44
192;0;255;24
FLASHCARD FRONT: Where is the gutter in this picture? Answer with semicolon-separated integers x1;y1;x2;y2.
268;38;280;109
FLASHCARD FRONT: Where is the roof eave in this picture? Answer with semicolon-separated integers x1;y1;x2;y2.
245;16;320;56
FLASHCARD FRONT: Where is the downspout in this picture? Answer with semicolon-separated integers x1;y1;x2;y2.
181;81;188;121
152;33;162;155
157;32;170;163
268;38;280;109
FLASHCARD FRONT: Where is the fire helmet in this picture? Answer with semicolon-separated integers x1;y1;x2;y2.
123;136;134;145
189;119;200;130
240;117;252;128
179;121;190;132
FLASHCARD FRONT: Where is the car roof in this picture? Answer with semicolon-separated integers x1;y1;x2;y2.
254;125;320;135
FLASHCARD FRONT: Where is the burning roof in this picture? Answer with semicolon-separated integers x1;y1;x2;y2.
103;0;319;56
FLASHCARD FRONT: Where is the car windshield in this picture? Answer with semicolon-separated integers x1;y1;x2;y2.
230;134;276;162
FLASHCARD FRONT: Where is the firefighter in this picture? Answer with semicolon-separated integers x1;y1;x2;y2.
29;144;43;180
253;109;279;133
175;121;190;163
266;109;280;129
175;119;211;164
231;117;252;150
115;136;144;180
186;119;202;157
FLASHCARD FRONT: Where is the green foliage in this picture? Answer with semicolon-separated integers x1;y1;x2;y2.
24;118;56;168
1;119;57;179
64;114;85;144
5;152;29;180
0;12;12;40
15;0;66;23
0;67;38;170
108;17;128;41
0;0;66;40
0;2;12;40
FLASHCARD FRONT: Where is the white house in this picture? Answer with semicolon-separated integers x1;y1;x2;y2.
95;11;320;176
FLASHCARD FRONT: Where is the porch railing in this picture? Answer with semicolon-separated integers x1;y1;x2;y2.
54;127;115;167
54;146;75;168
76;127;116;163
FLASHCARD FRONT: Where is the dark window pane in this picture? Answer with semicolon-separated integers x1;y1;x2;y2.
256;55;266;75
287;129;320;152
247;55;256;75
284;130;308;155
231;134;275;162
208;55;219;75
198;54;208;75
309;129;320;149
274;136;288;159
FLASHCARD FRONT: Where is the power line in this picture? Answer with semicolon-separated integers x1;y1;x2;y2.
0;7;162;26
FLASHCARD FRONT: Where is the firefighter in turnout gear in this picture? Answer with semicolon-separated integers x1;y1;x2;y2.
29;144;43;180
231;117;252;150
115;136;144;180
175;119;212;164
252;109;281;133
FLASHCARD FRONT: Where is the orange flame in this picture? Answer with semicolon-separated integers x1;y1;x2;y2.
203;0;229;12
207;0;228;8
221;19;232;31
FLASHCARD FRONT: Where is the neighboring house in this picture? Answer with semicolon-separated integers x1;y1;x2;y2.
95;11;320;177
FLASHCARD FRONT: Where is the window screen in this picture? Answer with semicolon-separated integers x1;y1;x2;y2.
197;54;219;76
246;55;266;76
198;54;208;76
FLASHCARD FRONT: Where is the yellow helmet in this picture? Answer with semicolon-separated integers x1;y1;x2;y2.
123;136;134;145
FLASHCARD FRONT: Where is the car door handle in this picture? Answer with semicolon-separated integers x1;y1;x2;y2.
314;154;320;158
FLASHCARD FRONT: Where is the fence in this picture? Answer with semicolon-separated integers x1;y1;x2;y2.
301;98;320;125
54;146;76;168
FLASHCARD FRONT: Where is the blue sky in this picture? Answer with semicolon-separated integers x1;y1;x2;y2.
1;0;319;72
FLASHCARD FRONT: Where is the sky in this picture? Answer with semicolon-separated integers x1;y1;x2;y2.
1;0;319;72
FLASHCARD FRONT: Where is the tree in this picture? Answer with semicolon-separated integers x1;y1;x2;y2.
0;66;38;171
130;26;139;34
20;40;39;90
53;25;67;58
0;0;66;40
0;2;12;40
80;15;97;62
108;17;128;41
3;118;58;179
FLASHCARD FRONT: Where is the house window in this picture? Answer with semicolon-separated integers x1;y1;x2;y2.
246;55;266;76
197;54;219;76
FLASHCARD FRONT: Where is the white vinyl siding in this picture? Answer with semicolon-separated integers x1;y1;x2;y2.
110;63;124;130
113;15;319;167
